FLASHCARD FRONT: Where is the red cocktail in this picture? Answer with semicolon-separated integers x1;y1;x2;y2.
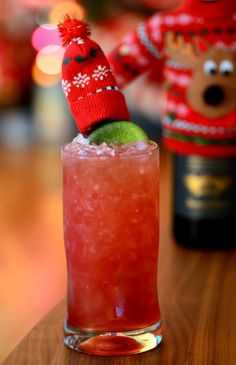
62;140;162;355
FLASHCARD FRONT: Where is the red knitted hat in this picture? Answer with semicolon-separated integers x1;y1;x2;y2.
58;17;130;133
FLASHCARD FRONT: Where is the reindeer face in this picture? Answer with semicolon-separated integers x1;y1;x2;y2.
187;48;236;118
165;32;236;119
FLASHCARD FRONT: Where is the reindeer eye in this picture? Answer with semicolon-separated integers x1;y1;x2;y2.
203;60;217;76
219;60;234;76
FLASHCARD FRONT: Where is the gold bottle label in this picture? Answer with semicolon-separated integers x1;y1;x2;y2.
174;155;236;219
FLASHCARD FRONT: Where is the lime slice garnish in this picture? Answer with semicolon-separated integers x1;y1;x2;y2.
88;121;149;145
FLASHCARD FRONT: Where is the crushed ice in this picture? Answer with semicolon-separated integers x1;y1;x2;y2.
64;133;156;157
72;133;89;145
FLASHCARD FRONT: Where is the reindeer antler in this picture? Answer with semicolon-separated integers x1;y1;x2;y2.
165;31;198;68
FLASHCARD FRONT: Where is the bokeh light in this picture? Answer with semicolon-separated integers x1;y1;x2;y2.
36;45;64;75
32;62;61;88
49;1;86;25
31;1;86;87
32;24;62;51
35;7;50;26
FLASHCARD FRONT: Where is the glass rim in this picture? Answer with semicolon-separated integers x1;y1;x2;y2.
61;140;159;160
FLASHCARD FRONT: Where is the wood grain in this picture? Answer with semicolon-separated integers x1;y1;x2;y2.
2;149;236;365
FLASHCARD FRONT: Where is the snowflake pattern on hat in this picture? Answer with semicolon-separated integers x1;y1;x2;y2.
73;73;90;88
92;65;111;81
68;37;85;46
62;79;72;96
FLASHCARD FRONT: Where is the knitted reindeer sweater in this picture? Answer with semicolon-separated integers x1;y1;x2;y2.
108;0;236;157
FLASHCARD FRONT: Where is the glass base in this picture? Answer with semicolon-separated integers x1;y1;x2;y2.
64;320;163;356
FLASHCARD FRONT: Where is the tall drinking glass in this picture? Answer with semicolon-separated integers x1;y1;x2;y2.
62;141;162;356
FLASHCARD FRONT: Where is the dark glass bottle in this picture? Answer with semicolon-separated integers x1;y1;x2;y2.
173;153;236;249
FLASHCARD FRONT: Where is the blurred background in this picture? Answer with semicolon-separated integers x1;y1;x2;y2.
0;0;180;362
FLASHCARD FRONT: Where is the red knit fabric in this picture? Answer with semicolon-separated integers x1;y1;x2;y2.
59;18;130;133
108;0;236;157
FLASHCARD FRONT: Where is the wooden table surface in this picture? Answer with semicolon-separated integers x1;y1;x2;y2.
2;150;236;365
